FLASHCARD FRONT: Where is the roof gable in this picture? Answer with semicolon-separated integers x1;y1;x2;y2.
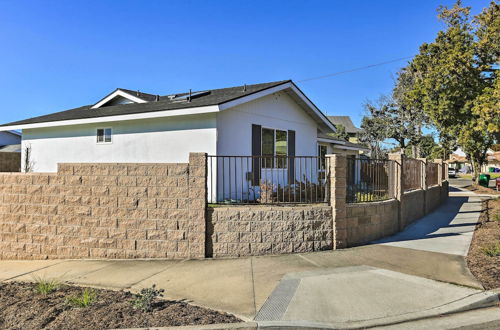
92;89;157;109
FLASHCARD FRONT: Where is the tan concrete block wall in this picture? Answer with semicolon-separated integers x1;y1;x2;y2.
346;199;399;246
207;205;333;258
401;189;425;228
0;152;21;172
425;185;442;214
0;153;206;260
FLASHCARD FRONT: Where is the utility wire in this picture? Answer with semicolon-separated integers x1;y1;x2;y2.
296;56;413;83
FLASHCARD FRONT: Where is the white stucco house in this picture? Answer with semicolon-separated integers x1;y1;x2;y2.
0;80;365;174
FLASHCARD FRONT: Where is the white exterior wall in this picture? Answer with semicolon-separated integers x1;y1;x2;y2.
216;91;319;156
22;114;217;172
0;131;21;146
211;91;323;203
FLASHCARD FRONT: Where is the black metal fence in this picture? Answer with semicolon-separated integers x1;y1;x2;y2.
346;157;394;203
403;158;423;191
207;155;330;204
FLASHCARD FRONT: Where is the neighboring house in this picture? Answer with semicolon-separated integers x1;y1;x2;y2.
327;116;362;143
0;80;365;174
448;148;500;173
0;130;21;151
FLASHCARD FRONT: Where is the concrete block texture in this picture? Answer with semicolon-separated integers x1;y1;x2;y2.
207;205;333;258
0;153;207;260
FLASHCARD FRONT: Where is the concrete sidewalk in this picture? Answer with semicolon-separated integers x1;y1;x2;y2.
0;188;496;328
374;196;482;256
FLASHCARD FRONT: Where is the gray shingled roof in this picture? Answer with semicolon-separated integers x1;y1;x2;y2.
327;116;361;134
1;80;290;127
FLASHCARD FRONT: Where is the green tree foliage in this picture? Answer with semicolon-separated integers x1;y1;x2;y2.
361;93;426;157
409;0;499;181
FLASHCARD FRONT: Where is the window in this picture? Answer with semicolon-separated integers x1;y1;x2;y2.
261;128;287;168
97;128;112;144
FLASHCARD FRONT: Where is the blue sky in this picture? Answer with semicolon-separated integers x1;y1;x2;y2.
0;0;491;127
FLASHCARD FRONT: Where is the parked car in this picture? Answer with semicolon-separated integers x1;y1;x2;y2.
448;168;457;178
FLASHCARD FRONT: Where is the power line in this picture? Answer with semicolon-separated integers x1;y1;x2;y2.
296;56;413;83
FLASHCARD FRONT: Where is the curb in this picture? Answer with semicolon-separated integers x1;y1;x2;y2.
110;322;258;330
257;291;500;329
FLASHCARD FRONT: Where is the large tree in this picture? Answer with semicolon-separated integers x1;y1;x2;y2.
393;65;430;158
409;0;499;181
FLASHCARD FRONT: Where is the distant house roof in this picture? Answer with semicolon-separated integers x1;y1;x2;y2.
327;116;362;134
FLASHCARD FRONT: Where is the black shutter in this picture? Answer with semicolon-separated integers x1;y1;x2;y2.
251;124;262;186
288;130;296;184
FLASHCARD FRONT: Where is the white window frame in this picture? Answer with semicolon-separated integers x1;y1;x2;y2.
96;127;113;144
261;127;288;169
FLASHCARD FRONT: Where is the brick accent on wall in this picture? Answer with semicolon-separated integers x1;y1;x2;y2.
0;153;206;260
0;152;21;172
207;205;332;258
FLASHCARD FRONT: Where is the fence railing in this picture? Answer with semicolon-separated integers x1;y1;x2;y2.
346;158;394;203
207;155;330;205
426;163;439;186
403;158;423;191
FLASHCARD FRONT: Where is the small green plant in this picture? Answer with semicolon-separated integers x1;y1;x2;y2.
483;242;500;257
494;213;500;222
32;276;60;295
66;288;97;308
132;284;165;312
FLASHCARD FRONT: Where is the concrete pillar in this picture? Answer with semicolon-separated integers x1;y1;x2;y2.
188;152;208;258
417;158;428;216
434;159;444;186
388;153;404;231
327;154;347;249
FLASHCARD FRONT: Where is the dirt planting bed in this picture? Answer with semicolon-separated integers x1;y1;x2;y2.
463;184;500;195
466;198;500;290
0;282;240;330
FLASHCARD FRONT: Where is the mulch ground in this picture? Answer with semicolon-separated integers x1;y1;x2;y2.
463;184;500;195
0;282;241;330
466;198;500;290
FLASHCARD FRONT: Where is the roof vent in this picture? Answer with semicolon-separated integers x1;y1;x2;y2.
243;84;247;92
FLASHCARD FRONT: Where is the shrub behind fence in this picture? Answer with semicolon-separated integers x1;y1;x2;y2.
207;155;330;205
346;158;394;203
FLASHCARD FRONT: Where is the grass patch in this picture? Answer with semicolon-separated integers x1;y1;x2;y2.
483;242;500;257
66;288;97;308
459;173;500;180
32;276;60;295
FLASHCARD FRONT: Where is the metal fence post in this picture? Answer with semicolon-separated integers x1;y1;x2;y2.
327;154;347;249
